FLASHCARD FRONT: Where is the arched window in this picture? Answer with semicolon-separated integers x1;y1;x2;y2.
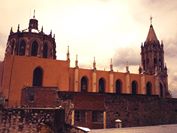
154;58;157;65
81;76;88;92
43;43;48;58
146;82;152;96
19;40;26;56
11;40;15;54
33;67;43;86
115;79;122;94
31;41;38;56
160;83;163;97
15;42;19;55
132;80;138;95
147;58;149;65
99;78;105;93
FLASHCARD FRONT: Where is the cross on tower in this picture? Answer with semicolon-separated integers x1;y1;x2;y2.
33;10;35;18
150;16;153;25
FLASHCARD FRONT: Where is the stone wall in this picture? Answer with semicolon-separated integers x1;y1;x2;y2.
58;92;177;129
105;94;177;128
0;107;88;133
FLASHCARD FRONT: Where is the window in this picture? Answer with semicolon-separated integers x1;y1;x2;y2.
15;42;19;55
43;43;48;58
33;67;43;86
146;82;152;96
99;78;105;93
75;110;85;122
26;88;35;102
31;41;38;56
81;76;88;92
160;83;163;97
11;40;15;54
115;79;122;94
19;40;26;56
92;111;103;123
154;58;157;65
132;81;138;95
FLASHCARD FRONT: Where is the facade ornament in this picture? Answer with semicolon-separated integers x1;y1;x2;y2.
93;57;96;70
75;54;78;68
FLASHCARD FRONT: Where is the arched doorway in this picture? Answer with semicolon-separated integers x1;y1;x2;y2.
115;79;122;94
43;43;48;58
146;82;152;96
132;80;138;95
33;67;43;86
31;41;38;56
160;83;163;97
81;76;88;92
19;40;26;56
99;78;105;93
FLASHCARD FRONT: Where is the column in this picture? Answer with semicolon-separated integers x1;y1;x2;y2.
103;111;106;129
92;71;97;92
125;73;130;94
74;68;79;92
109;72;114;93
155;76;160;96
140;74;145;94
71;110;75;125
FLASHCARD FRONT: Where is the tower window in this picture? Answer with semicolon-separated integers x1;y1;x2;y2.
43;43;48;58
98;78;105;93
154;58;157;65
132;80;138;95
146;82;152;96
11;40;15;54
115;79;122;94
80;76;88;92
160;83;163;97
147;58;149;65
32;67;43;86
19;40;26;56
75;110;85;122
31;41;38;56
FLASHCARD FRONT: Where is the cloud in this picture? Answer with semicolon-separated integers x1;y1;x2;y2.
164;37;177;58
113;47;140;67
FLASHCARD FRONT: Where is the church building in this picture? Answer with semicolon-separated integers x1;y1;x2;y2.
0;14;171;128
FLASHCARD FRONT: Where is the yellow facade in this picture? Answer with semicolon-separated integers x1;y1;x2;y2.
0;54;157;107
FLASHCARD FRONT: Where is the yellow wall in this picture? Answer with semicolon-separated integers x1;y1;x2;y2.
1;55;159;107
2;55;70;106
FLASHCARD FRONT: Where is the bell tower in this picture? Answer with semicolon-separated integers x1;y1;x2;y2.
5;12;56;59
140;19;170;98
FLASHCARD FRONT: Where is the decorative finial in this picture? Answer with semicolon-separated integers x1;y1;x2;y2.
164;63;167;70
50;30;52;36
150;16;153;25
110;58;113;72
41;26;43;33
10;27;13;34
93;57;96;70
17;24;20;32
33;10;35;19
139;64;142;74
67;46;70;61
75;54;78;68
126;61;129;73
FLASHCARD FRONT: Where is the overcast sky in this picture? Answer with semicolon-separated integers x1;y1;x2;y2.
1;0;177;97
